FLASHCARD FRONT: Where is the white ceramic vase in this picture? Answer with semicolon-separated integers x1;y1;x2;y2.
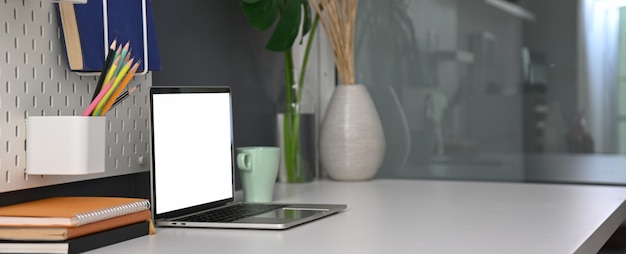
319;84;386;181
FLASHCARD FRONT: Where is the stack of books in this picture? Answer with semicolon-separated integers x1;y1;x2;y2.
0;197;153;254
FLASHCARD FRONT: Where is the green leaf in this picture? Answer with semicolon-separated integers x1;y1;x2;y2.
301;2;312;36
241;0;278;31
266;0;302;51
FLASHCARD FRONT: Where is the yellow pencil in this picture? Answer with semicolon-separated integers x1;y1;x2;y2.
108;41;130;82
91;39;117;102
93;59;134;116
103;52;121;86
101;61;141;115
125;49;132;63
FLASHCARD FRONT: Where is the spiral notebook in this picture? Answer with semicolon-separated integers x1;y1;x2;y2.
149;86;346;230
0;197;150;227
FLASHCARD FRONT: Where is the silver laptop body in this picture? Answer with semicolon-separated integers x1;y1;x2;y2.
149;86;346;230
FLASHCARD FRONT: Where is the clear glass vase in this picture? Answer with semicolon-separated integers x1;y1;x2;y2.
276;69;316;183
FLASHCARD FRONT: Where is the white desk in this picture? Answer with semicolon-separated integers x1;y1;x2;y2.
89;179;626;254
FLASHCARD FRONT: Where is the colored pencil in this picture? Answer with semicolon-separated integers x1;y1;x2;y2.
102;56;121;91
102;44;123;84
125;49;132;63
91;40;117;102
90;57;120;116
110;84;141;109
82;80;114;116
109;42;130;81
101;61;141;115
93;58;134;116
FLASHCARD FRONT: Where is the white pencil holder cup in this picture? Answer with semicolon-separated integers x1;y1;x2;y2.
26;116;106;175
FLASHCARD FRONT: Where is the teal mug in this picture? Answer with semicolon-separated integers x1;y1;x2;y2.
236;146;280;202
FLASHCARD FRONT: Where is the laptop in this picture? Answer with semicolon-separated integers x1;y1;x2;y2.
148;86;346;230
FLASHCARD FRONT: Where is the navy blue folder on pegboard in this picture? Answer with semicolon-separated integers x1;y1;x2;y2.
58;0;162;73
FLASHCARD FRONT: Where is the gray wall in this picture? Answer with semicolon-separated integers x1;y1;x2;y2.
150;0;286;189
151;0;284;148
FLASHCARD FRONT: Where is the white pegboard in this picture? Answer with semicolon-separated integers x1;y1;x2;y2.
0;0;150;193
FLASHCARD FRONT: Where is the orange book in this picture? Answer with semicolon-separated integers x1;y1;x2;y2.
0;197;150;227
0;210;152;241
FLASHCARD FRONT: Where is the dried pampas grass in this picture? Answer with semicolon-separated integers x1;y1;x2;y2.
310;0;358;85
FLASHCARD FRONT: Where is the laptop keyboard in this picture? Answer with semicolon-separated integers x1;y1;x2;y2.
180;204;290;222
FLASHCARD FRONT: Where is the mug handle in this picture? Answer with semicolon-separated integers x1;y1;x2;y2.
237;152;253;171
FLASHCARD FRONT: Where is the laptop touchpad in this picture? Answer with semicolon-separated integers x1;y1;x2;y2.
235;210;321;223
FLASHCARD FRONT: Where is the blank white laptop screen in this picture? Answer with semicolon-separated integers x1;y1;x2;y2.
151;90;233;215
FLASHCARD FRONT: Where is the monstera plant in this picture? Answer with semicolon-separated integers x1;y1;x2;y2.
241;0;319;182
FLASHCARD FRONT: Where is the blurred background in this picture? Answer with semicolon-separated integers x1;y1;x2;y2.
354;0;626;187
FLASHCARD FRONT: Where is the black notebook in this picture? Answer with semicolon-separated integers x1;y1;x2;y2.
0;221;149;254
